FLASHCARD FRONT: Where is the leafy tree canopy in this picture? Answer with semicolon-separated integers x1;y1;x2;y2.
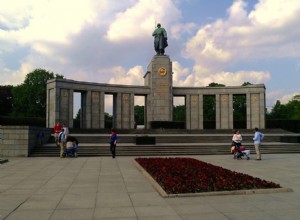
242;82;252;86
134;105;144;125
267;99;300;120
207;82;226;87
12;68;63;117
173;105;185;122
0;85;13;116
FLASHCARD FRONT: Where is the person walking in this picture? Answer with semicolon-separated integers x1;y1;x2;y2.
58;129;66;158
110;129;118;158
253;127;264;160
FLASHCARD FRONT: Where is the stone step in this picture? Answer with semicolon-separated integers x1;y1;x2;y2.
30;142;300;157
31;129;300;157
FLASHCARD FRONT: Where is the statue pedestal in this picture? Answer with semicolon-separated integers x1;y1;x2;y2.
144;55;173;128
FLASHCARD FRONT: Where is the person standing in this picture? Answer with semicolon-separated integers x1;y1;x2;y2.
37;130;44;146
110;129;118;158
152;23;168;55
62;124;70;138
58;129;66;158
232;130;243;159
53;122;62;147
253;127;264;160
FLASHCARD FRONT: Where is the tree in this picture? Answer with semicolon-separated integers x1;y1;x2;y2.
242;82;252;86
134;105;144;125
12;69;63;117
233;94;246;128
207;82;225;87
173;105;185;121
203;83;223;122
268;100;300;120
0;85;13;116
104;112;113;128
285;100;300;119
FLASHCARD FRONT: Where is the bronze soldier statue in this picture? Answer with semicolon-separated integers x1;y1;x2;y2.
152;23;168;55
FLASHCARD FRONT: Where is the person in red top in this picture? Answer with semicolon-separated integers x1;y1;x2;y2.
53;122;62;147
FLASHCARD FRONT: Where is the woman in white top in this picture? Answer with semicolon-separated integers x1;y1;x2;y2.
232;130;242;155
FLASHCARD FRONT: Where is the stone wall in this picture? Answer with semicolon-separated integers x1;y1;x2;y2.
0;126;51;157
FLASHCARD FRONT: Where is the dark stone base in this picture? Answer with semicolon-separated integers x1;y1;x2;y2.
136;136;156;145
0;159;9;164
280;136;300;143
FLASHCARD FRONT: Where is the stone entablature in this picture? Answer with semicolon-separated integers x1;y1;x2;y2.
47;56;266;129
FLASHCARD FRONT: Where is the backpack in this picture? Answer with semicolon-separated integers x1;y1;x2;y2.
260;133;264;141
58;132;64;143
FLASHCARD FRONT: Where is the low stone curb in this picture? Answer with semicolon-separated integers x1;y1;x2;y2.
133;159;293;198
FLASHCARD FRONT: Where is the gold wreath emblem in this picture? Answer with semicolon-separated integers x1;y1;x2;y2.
158;67;167;76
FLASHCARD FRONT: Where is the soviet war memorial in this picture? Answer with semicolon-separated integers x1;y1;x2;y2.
1;1;300;219
46;25;265;131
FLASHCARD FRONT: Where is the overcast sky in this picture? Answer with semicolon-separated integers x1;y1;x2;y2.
1;0;300;112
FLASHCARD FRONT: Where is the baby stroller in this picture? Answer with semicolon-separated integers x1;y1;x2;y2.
231;146;250;160
65;136;78;158
65;143;78;157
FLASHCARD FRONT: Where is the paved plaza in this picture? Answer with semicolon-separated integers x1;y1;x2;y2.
0;154;300;220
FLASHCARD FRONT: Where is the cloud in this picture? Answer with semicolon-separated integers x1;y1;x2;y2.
192;0;300;61
108;65;144;85
1;0;300;109
105;0;181;42
278;93;300;104
177;0;300;88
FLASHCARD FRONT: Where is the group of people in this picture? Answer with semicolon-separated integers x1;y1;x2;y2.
54;120;265;160
54;122;118;158
231;128;264;160
54;122;78;158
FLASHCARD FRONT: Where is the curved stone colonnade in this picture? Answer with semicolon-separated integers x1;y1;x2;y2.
46;56;265;130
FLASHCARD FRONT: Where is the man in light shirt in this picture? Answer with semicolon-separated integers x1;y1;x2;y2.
253;128;264;160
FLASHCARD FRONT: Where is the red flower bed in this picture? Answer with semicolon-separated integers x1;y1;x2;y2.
135;157;281;194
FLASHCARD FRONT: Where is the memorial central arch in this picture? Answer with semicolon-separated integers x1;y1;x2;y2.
47;56;266;129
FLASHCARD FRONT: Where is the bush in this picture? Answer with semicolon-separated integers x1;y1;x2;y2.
266;120;300;132
0;116;46;127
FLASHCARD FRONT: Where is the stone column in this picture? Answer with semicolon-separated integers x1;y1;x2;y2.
91;91;100;128
68;90;74;128
219;94;230;129
247;93;261;129
190;95;200;129
199;94;204;129
246;93;251;129
130;93;135;129
259;92;266;129
81;90;92;128
121;93;131;129
47;87;58;128
86;91;92;128
185;95;191;129
99;91;105;128
113;93;122;129
229;94;233;129
215;94;220;129
60;89;71;126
